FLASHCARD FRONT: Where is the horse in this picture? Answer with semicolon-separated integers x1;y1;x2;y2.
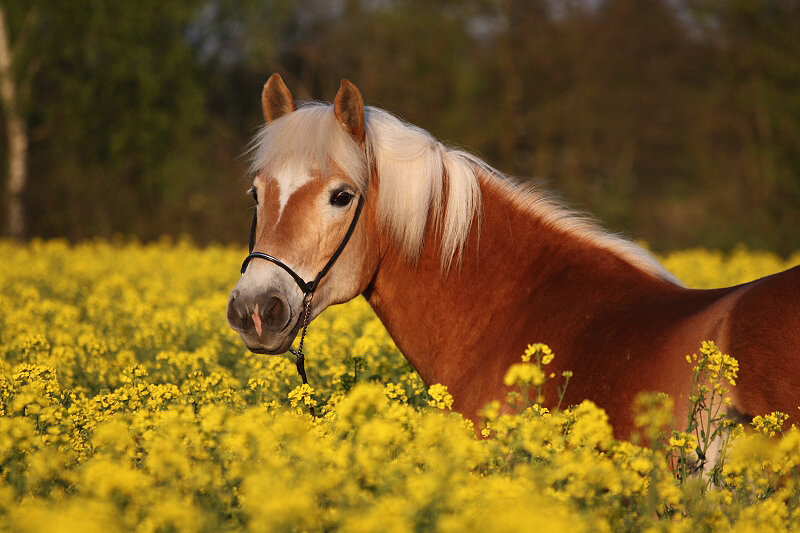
227;73;800;439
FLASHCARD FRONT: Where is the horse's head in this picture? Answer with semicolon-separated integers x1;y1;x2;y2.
227;75;379;354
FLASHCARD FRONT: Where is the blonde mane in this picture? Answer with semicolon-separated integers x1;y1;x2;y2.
249;103;677;283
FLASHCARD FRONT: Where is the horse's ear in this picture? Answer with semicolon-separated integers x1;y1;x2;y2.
334;79;365;144
261;73;296;123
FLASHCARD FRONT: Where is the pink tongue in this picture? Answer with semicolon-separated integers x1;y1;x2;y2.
251;304;262;337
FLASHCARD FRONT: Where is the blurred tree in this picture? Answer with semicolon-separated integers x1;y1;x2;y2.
209;0;488;142
481;0;710;236
0;0;798;252
0;4;35;238
1;0;219;240
688;0;800;252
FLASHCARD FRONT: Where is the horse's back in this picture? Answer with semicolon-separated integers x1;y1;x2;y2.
565;265;800;437
726;264;800;424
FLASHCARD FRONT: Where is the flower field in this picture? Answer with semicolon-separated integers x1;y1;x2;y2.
0;239;799;532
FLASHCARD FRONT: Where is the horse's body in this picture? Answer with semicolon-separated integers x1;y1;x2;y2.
228;74;800;438
368;174;800;436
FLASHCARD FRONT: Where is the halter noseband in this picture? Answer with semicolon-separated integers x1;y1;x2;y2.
239;192;365;416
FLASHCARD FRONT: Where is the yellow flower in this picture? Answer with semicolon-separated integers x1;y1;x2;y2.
504;363;546;387
1;240;798;532
427;383;454;410
752;411;789;437
287;383;317;409
523;343;554;365
383;383;408;404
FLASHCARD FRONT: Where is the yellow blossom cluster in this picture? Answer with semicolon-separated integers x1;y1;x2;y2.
503;362;546;388
0;240;799;532
752;412;791;438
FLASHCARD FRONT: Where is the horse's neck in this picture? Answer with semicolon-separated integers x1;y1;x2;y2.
365;176;671;414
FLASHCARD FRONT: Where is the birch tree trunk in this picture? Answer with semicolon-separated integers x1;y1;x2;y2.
0;7;27;239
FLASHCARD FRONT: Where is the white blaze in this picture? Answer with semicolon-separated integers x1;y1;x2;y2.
274;163;312;219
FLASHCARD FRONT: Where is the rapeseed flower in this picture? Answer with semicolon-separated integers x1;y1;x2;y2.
0;240;798;531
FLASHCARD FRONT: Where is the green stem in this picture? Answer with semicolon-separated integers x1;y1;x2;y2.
555;374;571;413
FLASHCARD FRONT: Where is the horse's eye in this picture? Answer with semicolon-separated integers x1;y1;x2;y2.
249;187;258;203
330;189;353;207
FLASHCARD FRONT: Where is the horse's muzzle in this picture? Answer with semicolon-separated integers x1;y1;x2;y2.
227;288;298;354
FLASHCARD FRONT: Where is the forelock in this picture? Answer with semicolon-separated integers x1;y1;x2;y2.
248;103;368;192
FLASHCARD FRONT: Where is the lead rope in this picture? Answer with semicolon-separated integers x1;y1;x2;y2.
288;291;315;416
243;196;364;417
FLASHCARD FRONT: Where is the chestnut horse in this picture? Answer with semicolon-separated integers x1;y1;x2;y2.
227;74;800;438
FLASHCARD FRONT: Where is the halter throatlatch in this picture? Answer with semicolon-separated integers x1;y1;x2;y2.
240;194;365;415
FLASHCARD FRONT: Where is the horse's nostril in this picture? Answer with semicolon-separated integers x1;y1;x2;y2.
259;293;291;332
265;296;281;322
227;292;248;332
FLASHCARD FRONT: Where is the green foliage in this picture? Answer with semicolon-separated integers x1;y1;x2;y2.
1;1;800;249
3;0;219;239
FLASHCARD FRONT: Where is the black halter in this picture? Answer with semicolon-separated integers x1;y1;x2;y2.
240;193;365;414
240;193;365;291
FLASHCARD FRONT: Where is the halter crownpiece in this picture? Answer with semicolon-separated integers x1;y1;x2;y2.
240;193;365;415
